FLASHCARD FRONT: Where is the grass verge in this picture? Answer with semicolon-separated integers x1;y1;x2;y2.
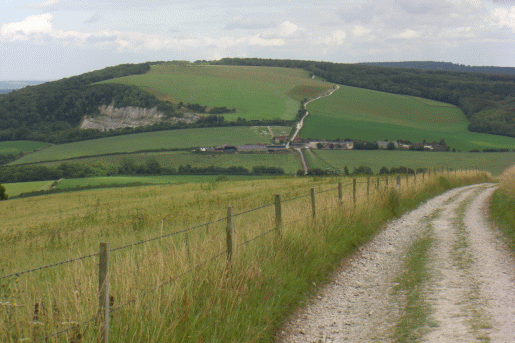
490;165;515;253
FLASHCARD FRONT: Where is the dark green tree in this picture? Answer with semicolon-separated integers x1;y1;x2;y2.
0;183;7;200
387;142;396;150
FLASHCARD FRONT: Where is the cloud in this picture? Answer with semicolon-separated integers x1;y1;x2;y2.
0;13;54;40
26;0;61;8
352;25;372;37
321;30;346;45
224;16;275;31
84;14;102;25
492;6;515;31
391;29;421;39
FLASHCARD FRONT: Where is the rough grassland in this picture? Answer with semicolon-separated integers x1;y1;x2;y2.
300;86;515;152
0;141;52;155
0;172;491;342
99;64;333;121
38;150;302;174
311;150;515;176
9;127;269;165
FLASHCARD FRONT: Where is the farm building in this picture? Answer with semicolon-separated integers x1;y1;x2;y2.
236;144;268;152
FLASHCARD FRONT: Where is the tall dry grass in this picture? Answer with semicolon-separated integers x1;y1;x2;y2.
499;165;515;197
0;170;491;342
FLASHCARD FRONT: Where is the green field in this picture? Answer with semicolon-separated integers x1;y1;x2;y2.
9;127;271;165
301;86;515;152
3;180;55;197
0;140;52;155
99;64;333;121
55;175;270;189
38;150;302;174
309;149;515;176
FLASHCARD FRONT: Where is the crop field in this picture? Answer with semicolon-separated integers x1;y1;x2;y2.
99;64;333;121
9;127;269;165
300;85;515;152
309;149;515;176
2;180;55;197
0;140;52;155
38;150;302;174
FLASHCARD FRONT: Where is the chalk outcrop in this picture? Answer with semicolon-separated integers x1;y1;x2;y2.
80;103;200;131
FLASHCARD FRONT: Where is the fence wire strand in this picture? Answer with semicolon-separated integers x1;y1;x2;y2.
111;217;227;252
237;228;276;248
233;202;274;218
37;317;96;342
0;252;99;280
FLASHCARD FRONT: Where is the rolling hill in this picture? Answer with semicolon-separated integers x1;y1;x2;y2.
300;85;515;152
98;63;334;121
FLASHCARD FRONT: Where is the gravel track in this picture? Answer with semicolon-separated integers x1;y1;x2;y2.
279;183;515;342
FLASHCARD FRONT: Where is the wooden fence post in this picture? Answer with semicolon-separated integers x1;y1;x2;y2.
396;175;401;190
226;206;233;263
311;187;316;220
366;177;370;200
98;243;110;343
385;175;389;189
422;170;425;181
352;178;357;206
275;194;282;238
406;173;409;187
338;182;343;206
376;176;380;191
414;172;417;186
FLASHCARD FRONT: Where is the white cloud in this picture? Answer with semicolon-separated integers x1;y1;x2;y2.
352;25;372;37
1;13;54;40
491;6;515;32
391;29;421;39
321;30;346;45
277;21;300;37
27;0;61;8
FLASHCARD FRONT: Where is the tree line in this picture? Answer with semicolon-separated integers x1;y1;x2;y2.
0;158;285;184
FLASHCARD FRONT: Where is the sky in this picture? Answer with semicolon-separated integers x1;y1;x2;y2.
1;0;515;80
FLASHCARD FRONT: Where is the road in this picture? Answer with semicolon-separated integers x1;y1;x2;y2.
286;85;340;149
279;184;515;342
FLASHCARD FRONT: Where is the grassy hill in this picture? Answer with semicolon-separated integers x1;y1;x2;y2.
99;64;334;121
300;85;515;152
0;140;52;155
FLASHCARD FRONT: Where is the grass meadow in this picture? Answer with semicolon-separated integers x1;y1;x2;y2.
9;127;270;165
0;170;492;342
0;141;52;155
307;149;515;176
99;64;333;121
300;85;515;152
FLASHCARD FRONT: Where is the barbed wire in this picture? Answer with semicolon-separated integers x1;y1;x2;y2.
111;217;227;252
236;228;276;247
0;251;99;280
316;186;338;194
282;193;310;203
37;317;96;342
233;202;274;218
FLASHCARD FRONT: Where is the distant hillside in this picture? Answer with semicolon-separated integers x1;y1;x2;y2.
0;63;178;143
360;61;515;76
213;58;515;138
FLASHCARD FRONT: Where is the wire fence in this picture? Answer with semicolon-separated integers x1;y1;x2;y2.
2;170;464;342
